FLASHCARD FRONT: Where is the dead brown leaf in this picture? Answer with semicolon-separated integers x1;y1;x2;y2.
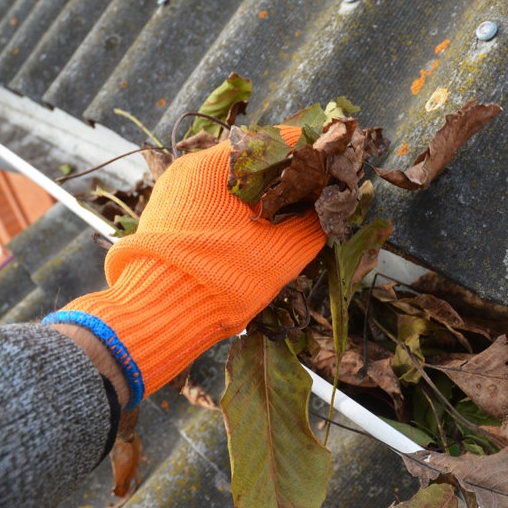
110;408;141;505
373;101;502;190
168;363;192;393
176;129;219;153
312;118;356;157
427;335;508;422
312;340;404;420
224;100;248;135
389;484;458;508
413;272;508;338
401;294;473;353
402;447;508;507
351;220;393;287
314;184;358;241
181;378;220;411
259;144;328;219
327;125;365;190
326;125;389;191
141;143;173;181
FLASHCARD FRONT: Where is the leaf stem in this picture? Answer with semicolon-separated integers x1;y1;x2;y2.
324;244;349;445
93;186;140;220
114;108;166;149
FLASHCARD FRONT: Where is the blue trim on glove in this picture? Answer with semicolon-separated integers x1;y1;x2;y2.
43;310;144;410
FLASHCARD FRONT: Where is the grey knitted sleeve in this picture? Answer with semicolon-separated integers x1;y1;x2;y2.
0;323;120;507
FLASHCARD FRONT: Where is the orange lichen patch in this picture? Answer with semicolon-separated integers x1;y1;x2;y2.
259;10;268;19
429;59;440;73
156;98;167;107
410;59;440;95
160;400;170;412
411;69;427;95
9;16;19;27
397;143;410;156
120;80;128;90
435;39;450;54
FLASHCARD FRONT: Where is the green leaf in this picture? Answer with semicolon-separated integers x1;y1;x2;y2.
322;218;392;442
391;484;458;507
282;103;327;151
59;163;74;176
463;441;486;456
113;215;139;237
335;218;393;299
380;417;435;448
228;125;292;203
187;73;252;138
282;103;327;131
455;399;501;427
323;97;360;129
349;180;375;226
221;314;331;508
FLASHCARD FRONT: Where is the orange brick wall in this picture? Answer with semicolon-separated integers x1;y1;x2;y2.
0;169;55;263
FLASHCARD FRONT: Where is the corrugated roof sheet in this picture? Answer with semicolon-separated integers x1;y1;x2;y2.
1;0;506;304
0;0;506;505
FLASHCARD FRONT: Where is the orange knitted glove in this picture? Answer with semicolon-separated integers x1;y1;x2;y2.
43;126;326;409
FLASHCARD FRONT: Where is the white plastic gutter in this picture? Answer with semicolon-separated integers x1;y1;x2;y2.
303;365;423;454
0;143;118;241
1;142;423;457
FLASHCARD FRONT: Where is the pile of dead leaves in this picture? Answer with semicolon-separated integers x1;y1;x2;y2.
68;74;505;507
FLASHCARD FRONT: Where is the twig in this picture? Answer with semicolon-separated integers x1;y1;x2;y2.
55;146;166;183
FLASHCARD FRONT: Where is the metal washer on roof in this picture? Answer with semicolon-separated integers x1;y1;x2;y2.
476;21;498;41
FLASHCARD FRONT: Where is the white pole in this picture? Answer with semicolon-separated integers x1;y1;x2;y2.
0;144;118;242
303;365;423;454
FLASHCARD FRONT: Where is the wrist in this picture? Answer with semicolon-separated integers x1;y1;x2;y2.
50;323;130;409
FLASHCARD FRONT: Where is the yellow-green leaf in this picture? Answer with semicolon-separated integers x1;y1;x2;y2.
282;103;327;151
187;73;252;138
391;484;458;507
393;316;430;384
228;125;292;203
221;318;331;508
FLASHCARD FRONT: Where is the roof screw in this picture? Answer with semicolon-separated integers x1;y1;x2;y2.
475;21;498;41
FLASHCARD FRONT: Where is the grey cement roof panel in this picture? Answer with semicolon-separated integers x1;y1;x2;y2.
7;202;85;273
83;0;243;142
0;0;14;21
0;260;36;319
8;0;112;102
0;0;71;83
42;0;156;118
0;0;37;55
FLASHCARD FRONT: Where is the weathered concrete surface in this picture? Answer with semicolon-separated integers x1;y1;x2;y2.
1;0;505;305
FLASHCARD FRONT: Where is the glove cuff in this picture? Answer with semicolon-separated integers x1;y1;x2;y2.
44;258;247;409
